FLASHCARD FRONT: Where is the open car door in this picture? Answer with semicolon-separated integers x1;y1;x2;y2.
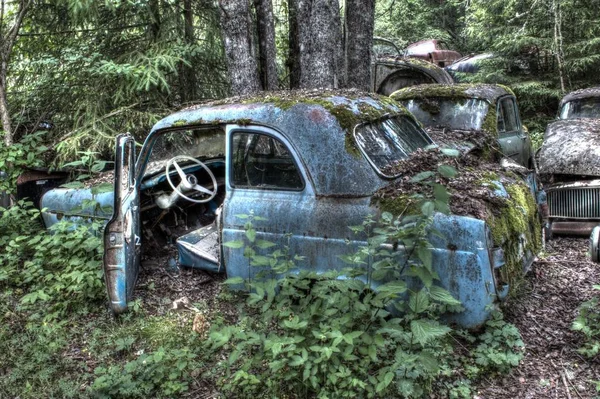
103;134;141;313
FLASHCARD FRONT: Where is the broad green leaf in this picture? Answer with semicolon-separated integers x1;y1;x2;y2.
411;171;434;182
245;228;256;243
441;148;460;157
433;183;450;202
255;239;276;249
438;164;458;178
410;319;451;346
429;286;461;305
223;240;244;249
421;201;435;217
409;290;430;313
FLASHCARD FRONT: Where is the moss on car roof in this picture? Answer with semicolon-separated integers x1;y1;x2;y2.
390;83;515;103
158;89;408;159
559;86;600;108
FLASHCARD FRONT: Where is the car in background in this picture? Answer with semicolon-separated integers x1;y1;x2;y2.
405;39;462;68
390;83;534;168
538;87;600;237
372;56;454;95
25;90;543;328
444;53;495;80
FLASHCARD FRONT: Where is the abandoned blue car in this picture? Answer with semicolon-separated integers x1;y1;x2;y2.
38;90;541;328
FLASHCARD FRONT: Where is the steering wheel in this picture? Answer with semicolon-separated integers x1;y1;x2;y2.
165;155;218;203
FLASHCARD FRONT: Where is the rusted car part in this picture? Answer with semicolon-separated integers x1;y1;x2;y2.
391;83;534;168
372;56;454;95
372;37;402;57
389;83;542;298
16;169;68;209
538;108;600;237
558;86;600;119
39;90;543;328
405;39;462;67
590;226;600;262
445;53;494;80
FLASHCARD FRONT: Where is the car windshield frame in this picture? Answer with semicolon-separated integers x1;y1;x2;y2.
559;98;600;119
353;114;433;179
402;97;491;131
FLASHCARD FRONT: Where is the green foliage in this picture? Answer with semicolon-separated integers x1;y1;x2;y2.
0;132;48;193
208;207;524;398
91;347;198;398
0;201;105;319
572;285;600;357
469;312;525;374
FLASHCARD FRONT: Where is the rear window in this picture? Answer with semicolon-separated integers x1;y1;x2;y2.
354;115;432;178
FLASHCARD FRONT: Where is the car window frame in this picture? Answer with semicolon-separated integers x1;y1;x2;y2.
496;95;522;137
353;113;433;179
226;125;307;192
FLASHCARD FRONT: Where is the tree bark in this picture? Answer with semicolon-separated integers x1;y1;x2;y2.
344;0;375;90
289;0;342;89
253;0;278;90
0;0;31;146
180;0;197;102
218;0;261;96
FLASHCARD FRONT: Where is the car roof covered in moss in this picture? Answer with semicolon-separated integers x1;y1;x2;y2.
147;89;418;197
559;86;600;108
152;89;407;133
389;83;515;104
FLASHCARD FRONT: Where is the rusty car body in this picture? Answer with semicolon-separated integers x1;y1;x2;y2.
390;84;534;168
372;56;454;95
538;87;600;237
405;39;462;68
35;91;542;328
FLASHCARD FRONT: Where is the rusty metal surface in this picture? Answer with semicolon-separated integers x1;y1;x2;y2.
372;57;454;95
391;83;513;104
550;221;599;236
538;119;600;177
144;94;407;197
559;86;600;109
16;169;67;185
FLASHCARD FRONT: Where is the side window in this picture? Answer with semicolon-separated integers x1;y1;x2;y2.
497;98;520;134
231;131;304;190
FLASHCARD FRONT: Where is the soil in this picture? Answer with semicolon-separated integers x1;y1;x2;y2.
474;237;600;398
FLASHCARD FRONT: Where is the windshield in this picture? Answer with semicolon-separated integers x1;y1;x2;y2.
354;115;432;177
402;98;490;130
144;128;225;177
560;98;600;119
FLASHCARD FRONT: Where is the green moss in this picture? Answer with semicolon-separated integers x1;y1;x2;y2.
488;181;541;295
374;194;421;217
171;119;188;127
477;172;501;191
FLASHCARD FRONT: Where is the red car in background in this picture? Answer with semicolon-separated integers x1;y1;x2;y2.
405;39;462;67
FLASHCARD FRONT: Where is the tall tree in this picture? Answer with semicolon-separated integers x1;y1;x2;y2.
345;0;375;91
289;0;342;89
218;0;261;95
254;0;278;90
0;0;31;146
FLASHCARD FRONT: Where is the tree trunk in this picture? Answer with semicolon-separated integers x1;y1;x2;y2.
289;0;342;89
0;0;31;146
553;0;566;93
218;0;261;95
254;0;278;90
180;0;197;102
344;0;374;91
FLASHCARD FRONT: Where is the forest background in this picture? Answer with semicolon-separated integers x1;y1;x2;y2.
1;0;599;164
1;0;600;398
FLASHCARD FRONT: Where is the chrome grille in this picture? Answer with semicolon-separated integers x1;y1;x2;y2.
547;187;600;219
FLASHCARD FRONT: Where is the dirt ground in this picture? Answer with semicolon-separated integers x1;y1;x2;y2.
475;237;600;399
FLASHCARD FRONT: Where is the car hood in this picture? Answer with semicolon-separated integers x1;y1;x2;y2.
538;119;600;177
